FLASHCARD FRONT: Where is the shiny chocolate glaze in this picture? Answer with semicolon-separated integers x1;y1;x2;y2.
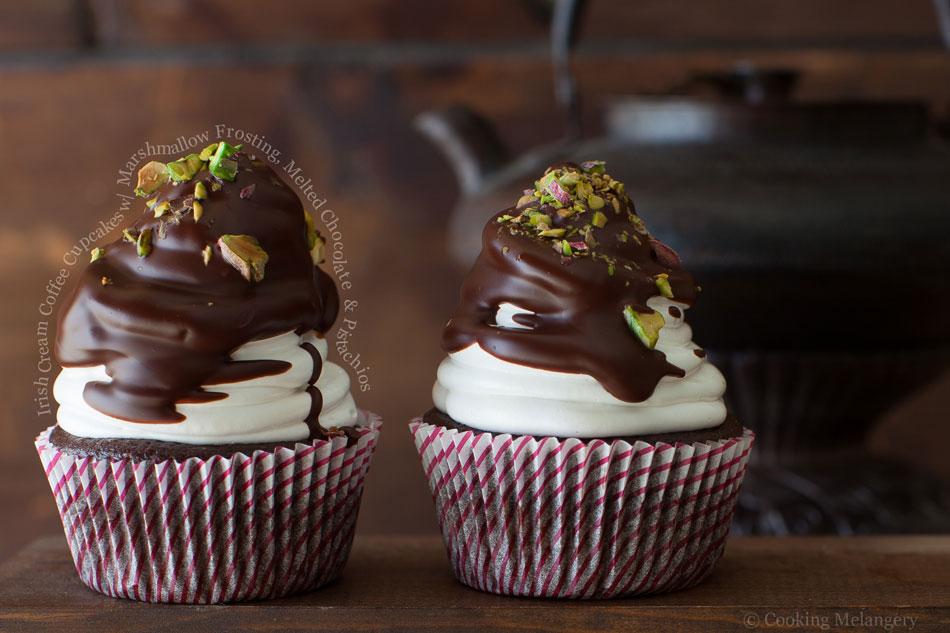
442;162;697;403
56;153;339;430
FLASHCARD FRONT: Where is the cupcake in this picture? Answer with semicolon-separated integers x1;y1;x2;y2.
37;143;381;603
411;161;753;599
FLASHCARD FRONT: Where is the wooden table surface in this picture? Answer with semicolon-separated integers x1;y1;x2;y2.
0;534;947;632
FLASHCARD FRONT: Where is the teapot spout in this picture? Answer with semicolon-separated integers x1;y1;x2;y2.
414;105;510;196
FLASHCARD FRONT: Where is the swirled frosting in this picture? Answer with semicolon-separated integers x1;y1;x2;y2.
54;146;358;443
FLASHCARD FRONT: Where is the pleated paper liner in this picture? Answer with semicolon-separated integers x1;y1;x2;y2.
410;418;754;599
36;411;381;603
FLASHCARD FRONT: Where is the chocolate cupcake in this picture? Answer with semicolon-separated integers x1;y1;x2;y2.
36;143;381;603
411;161;753;598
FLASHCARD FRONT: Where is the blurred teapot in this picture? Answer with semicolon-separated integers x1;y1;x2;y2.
415;0;950;534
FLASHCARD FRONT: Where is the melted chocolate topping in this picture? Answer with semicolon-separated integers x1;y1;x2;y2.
56;153;339;427
442;162;697;403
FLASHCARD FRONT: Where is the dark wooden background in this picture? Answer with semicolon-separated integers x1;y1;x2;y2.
2;0;950;563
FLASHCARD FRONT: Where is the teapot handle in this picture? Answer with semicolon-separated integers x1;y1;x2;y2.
551;0;588;141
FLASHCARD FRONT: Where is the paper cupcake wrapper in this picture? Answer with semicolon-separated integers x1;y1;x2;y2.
36;411;381;604
410;419;754;599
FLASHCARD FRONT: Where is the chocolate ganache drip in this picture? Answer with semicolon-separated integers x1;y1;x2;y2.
56;143;338;426
442;161;698;403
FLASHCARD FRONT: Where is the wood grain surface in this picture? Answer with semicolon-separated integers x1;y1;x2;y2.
0;535;948;632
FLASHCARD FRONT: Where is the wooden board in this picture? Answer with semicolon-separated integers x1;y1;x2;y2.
1;535;948;632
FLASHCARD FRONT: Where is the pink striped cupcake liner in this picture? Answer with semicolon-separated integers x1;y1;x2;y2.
410;419;754;599
35;411;381;603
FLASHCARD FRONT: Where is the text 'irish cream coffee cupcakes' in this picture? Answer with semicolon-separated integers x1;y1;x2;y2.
37;143;381;603
411;161;753;599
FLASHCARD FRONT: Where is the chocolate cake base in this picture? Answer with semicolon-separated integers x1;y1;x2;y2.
422;408;744;445
49;424;364;462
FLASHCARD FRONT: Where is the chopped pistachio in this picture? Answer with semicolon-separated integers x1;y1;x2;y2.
584;226;597;248
134;161;171;197
608;264;615;276
588;194;605;210
153;201;170;218
198;143;219;161
561;240;573;256
211;181;222;192
194;181;208;200
655;274;674;298
201;244;212;266
496;214;514;223
239;184;256;199
304;210;318;249
100;276;112;286
539;228;566;238
623;306;665;350
122;228;138;243
136;228;153;257
218;234;268;282
167;154;204;182
591;211;608;228
310;233;326;266
610;196;621;213
193;200;204;222
575;182;593;199
90;248;105;262
502;246;509;255
558;171;580;187
516;194;535;207
581;160;606;174
145;196;159;209
557;207;575;218
209;142;239;181
528;213;550;226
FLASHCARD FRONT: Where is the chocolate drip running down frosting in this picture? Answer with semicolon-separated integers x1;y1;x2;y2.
55;150;339;430
443;161;698;403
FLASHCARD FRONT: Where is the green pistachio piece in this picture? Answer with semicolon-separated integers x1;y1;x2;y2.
218;234;268;282
591;211;608;228
623;306;665;350
136;227;153;258
561;240;573;256
122;228;138;243
303;210;318;249
167;154;204;182
134;161;171;197
539;228;566;237
153;201;170;218
655;274;674;298
211;181;222;192
90;248;105;262
558;172;580;187
588;194;605;210
198;143;219;161
576;182;593;199
496;214;514;223
201;244;212;266
194;181;208;200
610;196;621;213
608;264;615;276
516;194;535;207
209;142;239;181
193;200;204;222
310;232;326;266
528;212;550;226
